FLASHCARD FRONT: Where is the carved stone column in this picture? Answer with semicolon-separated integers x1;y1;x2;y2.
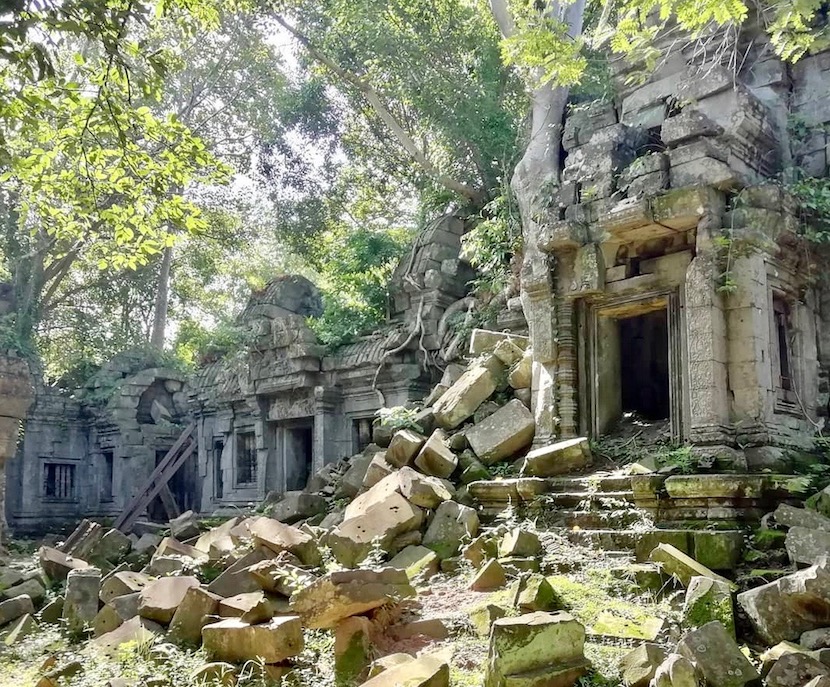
521;250;558;448
0;356;33;545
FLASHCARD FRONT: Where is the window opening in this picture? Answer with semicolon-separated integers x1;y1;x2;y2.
101;451;113;502
214;439;225;498
44;462;76;500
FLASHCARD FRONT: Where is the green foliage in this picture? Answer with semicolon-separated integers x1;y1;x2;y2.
307;224;412;348
655;444;698;474
375;405;423;433
462;191;522;297
503;0;827;93
501;0;588;85
284;0;525;199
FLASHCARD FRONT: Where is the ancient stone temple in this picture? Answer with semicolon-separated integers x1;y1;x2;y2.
189;214;474;513
8;24;830;531
521;30;830;467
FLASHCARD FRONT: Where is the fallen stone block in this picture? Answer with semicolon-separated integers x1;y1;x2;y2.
387;430;427;468
470;559;507;592
337;451;376;498
152;536;208;564
650;654;698;687
469;603;509;637
388;545;439;581
422;500;479;559
92;604;126;637
0;594;34;628
649;543;735;589
775;504;830;532
619;643;667;687
334;616;373;686
591;611;664;641
363;452;396;488
692;530;743;570
247;557;317;596
168;586;222;646
169;510;201;541
138;576;200;625
414;429;458;479
267;491;327;524
493;338;525;367
89;529;132;566
360;654;449;687
433;360;502;430
516;574;560;612
398;466;454;508
249;517;320;566
100;571;152;604
4;613;37;645
760;641;823;674
329;492;423;567
469;329;529;356
682;575;735;636
485;611;588;687
786;527;830;566
521;438;592;477
39;597;64;624
508;350;532;389
467;399;535;465
802;627;830;650
201;616;304;664
499;529;542;558
93;616;164;656
208;547;276;598
3;577;45;605
389;619;449;641
290;568;415;629
766;653;830;687
195;517;242;558
737;561;830;644
676;621;759;687
190;663;237;687
63;567;101;635
38;546;89;582
218;591;272;624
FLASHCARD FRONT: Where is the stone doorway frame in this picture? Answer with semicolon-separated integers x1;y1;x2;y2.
579;288;688;442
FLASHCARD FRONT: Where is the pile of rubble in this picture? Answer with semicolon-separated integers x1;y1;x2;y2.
0;331;599;686
8;328;830;687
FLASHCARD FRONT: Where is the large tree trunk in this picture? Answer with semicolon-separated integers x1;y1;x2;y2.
490;0;586;445
150;245;173;350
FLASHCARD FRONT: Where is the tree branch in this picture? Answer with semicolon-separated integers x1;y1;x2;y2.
489;0;516;38
274;14;482;203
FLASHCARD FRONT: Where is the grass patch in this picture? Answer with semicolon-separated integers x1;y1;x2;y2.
546;568;675;630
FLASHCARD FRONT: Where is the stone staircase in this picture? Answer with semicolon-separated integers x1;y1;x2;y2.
468;470;805;570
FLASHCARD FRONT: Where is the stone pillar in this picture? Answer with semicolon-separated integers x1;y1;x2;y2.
0;356;33;545
521;253;558;448
313;386;339;474
686;200;730;446
724;253;773;441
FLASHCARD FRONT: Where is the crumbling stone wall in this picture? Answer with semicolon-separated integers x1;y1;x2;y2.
527;25;830;461
7;355;191;533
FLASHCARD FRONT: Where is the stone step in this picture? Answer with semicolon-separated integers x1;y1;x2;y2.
554;508;647;529
539;475;633;493
540;490;636;509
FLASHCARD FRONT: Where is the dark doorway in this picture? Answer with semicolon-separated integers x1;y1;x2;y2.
619;309;670;420
285;424;313;491
148;447;198;521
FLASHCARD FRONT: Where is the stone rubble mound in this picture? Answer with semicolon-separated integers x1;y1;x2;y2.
7;329;830;686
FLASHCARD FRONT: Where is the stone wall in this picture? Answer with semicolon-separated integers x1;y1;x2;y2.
7;355;191;534
526;24;830;458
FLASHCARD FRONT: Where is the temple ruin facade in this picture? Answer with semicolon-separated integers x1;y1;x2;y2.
8;23;830;531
